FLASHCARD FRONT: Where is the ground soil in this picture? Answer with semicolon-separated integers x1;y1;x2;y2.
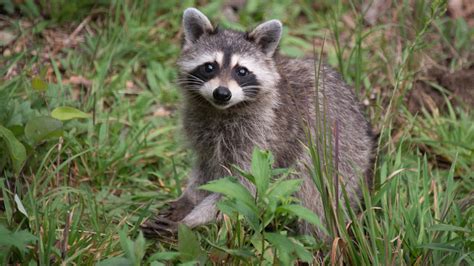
406;67;474;115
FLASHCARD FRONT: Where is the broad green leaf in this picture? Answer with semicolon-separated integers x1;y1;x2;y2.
250;234;273;263
251;148;272;195
200;178;255;208
265;233;294;250
133;231;146;263
427;224;470;233
216;199;240;219
51;106;90;120
206;236;255;259
149;262;165;266
279;204;328;235
271;168;290;176
147;252;180;262
31;76;47;91
419;243;461;252
0;224;37;258
25;116;63;143
266;233;312;263
7;125;24;136
233;165;255;184
265;233;294;265
179;262;200;266
217;200;260;231
267;179;302;200
178;224;205;263
266;178;302;215
96;257;133;266
293;241;313;263
119;227;135;262
0;125;26;174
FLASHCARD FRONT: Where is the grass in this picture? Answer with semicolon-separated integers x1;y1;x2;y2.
0;0;473;264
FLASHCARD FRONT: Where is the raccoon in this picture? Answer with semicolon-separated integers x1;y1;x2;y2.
141;8;374;239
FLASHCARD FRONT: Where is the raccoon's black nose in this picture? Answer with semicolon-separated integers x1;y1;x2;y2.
213;86;232;102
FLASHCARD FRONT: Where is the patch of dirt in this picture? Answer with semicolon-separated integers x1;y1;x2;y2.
438;68;474;108
448;0;474;27
406;67;474;114
1;16;92;81
362;0;391;26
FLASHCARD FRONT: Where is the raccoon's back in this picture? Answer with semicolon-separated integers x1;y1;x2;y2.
274;56;374;186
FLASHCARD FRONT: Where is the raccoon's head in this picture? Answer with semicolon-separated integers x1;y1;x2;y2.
177;8;282;110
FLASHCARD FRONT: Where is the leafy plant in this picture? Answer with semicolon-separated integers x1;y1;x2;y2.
0;72;91;177
201;148;323;265
97;227;146;266
0;224;37;263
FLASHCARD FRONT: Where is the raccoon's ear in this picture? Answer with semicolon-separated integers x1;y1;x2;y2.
182;8;214;46
248;20;282;56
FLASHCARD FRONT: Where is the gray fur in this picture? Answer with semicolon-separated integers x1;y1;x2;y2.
141;9;374;239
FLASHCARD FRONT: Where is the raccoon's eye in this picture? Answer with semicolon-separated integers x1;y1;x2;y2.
236;66;249;77
204;63;216;73
198;62;218;78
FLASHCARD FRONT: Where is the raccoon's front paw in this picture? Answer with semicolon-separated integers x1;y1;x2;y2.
140;215;179;238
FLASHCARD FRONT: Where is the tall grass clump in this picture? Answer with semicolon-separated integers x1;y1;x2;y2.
303;0;473;264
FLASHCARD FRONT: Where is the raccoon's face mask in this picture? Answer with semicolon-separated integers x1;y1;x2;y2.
177;8;282;110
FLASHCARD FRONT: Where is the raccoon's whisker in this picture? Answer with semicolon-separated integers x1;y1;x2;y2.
241;84;263;88
177;80;203;86
243;88;260;91
178;82;204;89
177;76;201;81
242;87;262;97
244;93;259;97
243;90;259;94
178;85;202;93
243;91;260;98
177;78;204;85
177;79;201;83
178;74;203;81
243;91;261;95
178;81;204;87
179;72;205;84
185;87;202;92
240;82;261;87
185;93;208;106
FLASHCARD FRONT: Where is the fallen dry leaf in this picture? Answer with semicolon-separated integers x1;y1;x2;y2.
0;30;17;46
63;75;92;87
153;106;172;117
